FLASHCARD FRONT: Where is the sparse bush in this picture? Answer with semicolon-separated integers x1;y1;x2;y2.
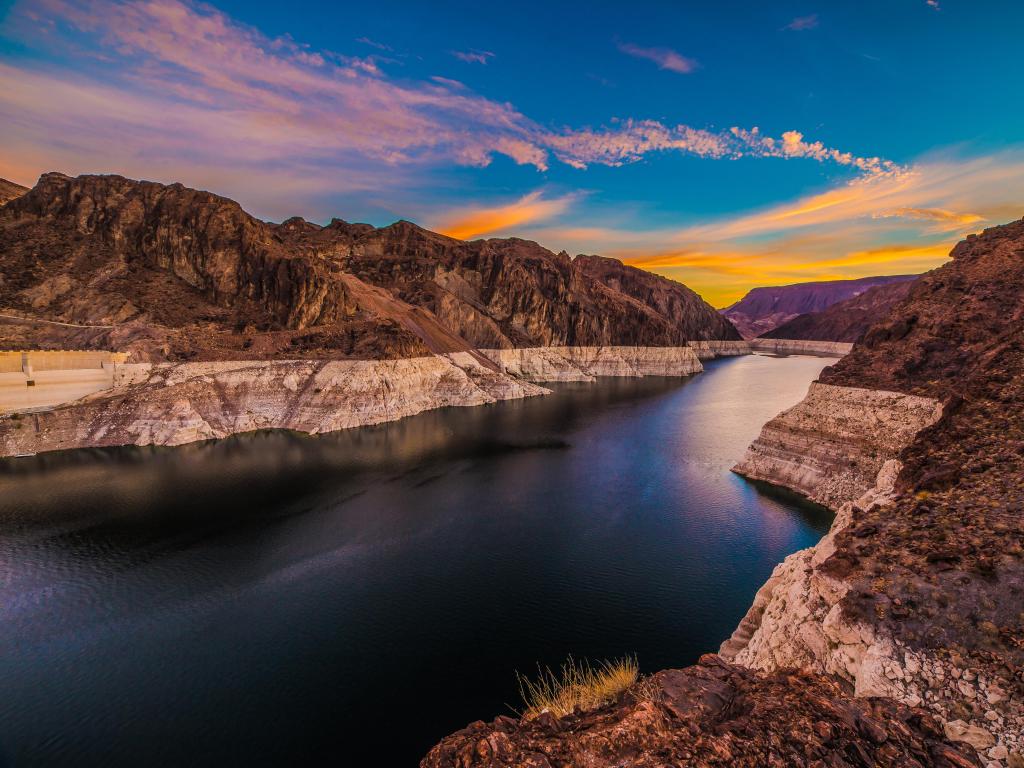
516;656;638;719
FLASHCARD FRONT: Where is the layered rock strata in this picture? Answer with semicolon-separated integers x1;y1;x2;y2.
481;346;704;382
686;339;752;360
748;338;853;357
732;382;942;508
0;355;547;454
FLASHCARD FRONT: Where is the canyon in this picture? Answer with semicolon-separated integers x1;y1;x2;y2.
4;172;1020;766
0;173;743;454
424;219;1024;766
761;280;915;343
722;274;918;339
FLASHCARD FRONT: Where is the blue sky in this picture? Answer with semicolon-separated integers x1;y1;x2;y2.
2;0;1023;304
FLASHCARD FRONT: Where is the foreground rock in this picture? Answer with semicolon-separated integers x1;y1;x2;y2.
422;655;980;768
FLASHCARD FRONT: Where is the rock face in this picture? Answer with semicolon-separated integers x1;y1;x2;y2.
748;338;853;357
686;339;752;360
0;173;739;362
721;275;918;339
0;355;549;454
723;218;1024;763
0;178;28;205
732;382;942;508
423;218;1024;766
761;280;914;343
481;346;703;382
422;654;981;768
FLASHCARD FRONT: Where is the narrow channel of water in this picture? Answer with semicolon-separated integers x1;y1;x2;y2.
0;354;832;766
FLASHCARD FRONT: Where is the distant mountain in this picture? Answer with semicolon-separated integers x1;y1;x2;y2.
759;280;914;342
721;275;918;339
0;172;739;361
0;178;28;205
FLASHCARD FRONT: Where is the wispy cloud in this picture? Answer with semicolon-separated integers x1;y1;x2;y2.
434;190;580;240
784;14;819;31
926;1;940;9
451;49;494;65
617;41;698;74
356;36;392;51
0;0;896;207
520;150;1024;305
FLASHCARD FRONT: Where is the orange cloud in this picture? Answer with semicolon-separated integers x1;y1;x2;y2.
435;191;579;240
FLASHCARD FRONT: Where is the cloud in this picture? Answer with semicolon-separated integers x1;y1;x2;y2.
926;1;940;9
434;190;580;240
356;36;392;51
519;150;1024;306
451;49;495;65
617;42;698;74
872;207;984;230
784;14;819;31
0;0;897;198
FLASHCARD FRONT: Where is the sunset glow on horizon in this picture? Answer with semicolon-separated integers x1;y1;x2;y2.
2;0;1022;306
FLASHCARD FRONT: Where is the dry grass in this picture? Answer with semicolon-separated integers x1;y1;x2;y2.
516;656;639;719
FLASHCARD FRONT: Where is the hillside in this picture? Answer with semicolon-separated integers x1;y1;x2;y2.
722;274;918;339
760;280;914;342
0;173;738;362
0;178;28;205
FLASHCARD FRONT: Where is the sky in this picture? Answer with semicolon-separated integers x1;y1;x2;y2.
1;1;1023;306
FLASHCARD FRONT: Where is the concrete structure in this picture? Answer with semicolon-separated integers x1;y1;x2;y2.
0;350;129;414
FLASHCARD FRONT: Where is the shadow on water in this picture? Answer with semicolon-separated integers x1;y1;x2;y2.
0;355;833;766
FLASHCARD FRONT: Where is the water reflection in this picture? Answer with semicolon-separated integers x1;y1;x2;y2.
0;355;831;767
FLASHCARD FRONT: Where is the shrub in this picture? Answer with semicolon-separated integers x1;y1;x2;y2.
516;656;638;719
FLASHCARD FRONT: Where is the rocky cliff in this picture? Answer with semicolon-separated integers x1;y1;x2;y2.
0;178;28;205
0;173;738;362
760;280;914;342
724;219;1024;763
722;275;918;339
423;220;1023;767
0;355;548;454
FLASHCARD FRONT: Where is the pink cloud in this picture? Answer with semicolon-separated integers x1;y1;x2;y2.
451;49;494;65
0;0;899;216
617;42;698;74
784;14;819;31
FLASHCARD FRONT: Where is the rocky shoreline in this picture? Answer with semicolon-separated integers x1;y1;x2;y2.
423;218;1024;767
0;345;722;456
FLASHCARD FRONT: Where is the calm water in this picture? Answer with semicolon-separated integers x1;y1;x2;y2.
0;355;831;766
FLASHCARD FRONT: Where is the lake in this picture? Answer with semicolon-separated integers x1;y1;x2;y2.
0;354;832;766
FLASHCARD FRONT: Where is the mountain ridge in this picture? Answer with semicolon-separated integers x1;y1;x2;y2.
722;274;919;339
0;172;739;361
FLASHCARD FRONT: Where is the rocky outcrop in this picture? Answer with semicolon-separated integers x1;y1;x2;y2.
723;218;1024;763
722;275;917;339
0;173;739;362
761;281;914;343
0;355;548;454
0;178;28;206
424;218;1024;766
686;339;752;360
749;338;853;357
732;382;942;508
422;654;981;768
481;346;704;382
